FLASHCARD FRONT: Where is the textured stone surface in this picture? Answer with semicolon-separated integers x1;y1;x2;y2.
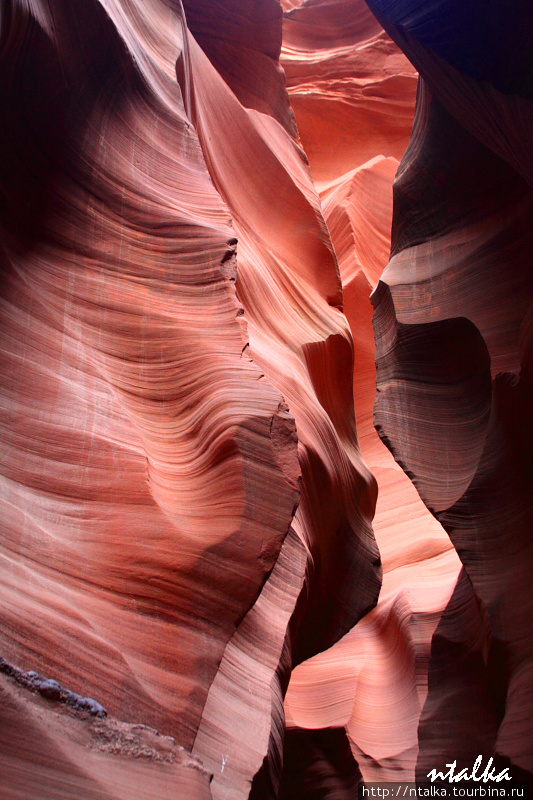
0;670;213;800
2;0;531;796
0;0;379;797
0;0;303;751
369;0;533;782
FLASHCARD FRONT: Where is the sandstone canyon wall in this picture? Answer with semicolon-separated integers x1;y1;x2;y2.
0;0;378;797
1;0;532;798
366;0;533;781
280;0;462;787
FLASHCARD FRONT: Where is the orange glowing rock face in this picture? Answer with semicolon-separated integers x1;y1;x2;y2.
280;0;462;786
281;0;533;788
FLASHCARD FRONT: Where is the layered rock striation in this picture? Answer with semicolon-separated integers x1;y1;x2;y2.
0;0;380;797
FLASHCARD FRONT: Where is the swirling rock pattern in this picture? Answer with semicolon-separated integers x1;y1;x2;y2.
368;0;533;781
0;0;379;797
179;4;381;795
0;0;303;750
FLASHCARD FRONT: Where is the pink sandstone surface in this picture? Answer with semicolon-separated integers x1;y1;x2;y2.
1;0;532;797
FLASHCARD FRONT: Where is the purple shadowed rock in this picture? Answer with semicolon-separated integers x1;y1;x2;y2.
60;689;79;706
38;679;63;700
76;697;107;717
1;656;107;719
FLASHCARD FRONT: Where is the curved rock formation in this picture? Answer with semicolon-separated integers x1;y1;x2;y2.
1;0;302;752
1;0;379;797
281;0;462;785
4;0;530;796
281;0;415;189
368;0;533;781
175;6;381;795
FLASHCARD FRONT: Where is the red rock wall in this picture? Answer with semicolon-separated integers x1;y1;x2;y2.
2;0;531;796
1;0;303;742
0;0;380;797
367;0;533;783
281;0;462;787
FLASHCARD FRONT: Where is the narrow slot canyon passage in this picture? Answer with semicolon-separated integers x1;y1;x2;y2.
281;0;533;790
280;0;461;781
